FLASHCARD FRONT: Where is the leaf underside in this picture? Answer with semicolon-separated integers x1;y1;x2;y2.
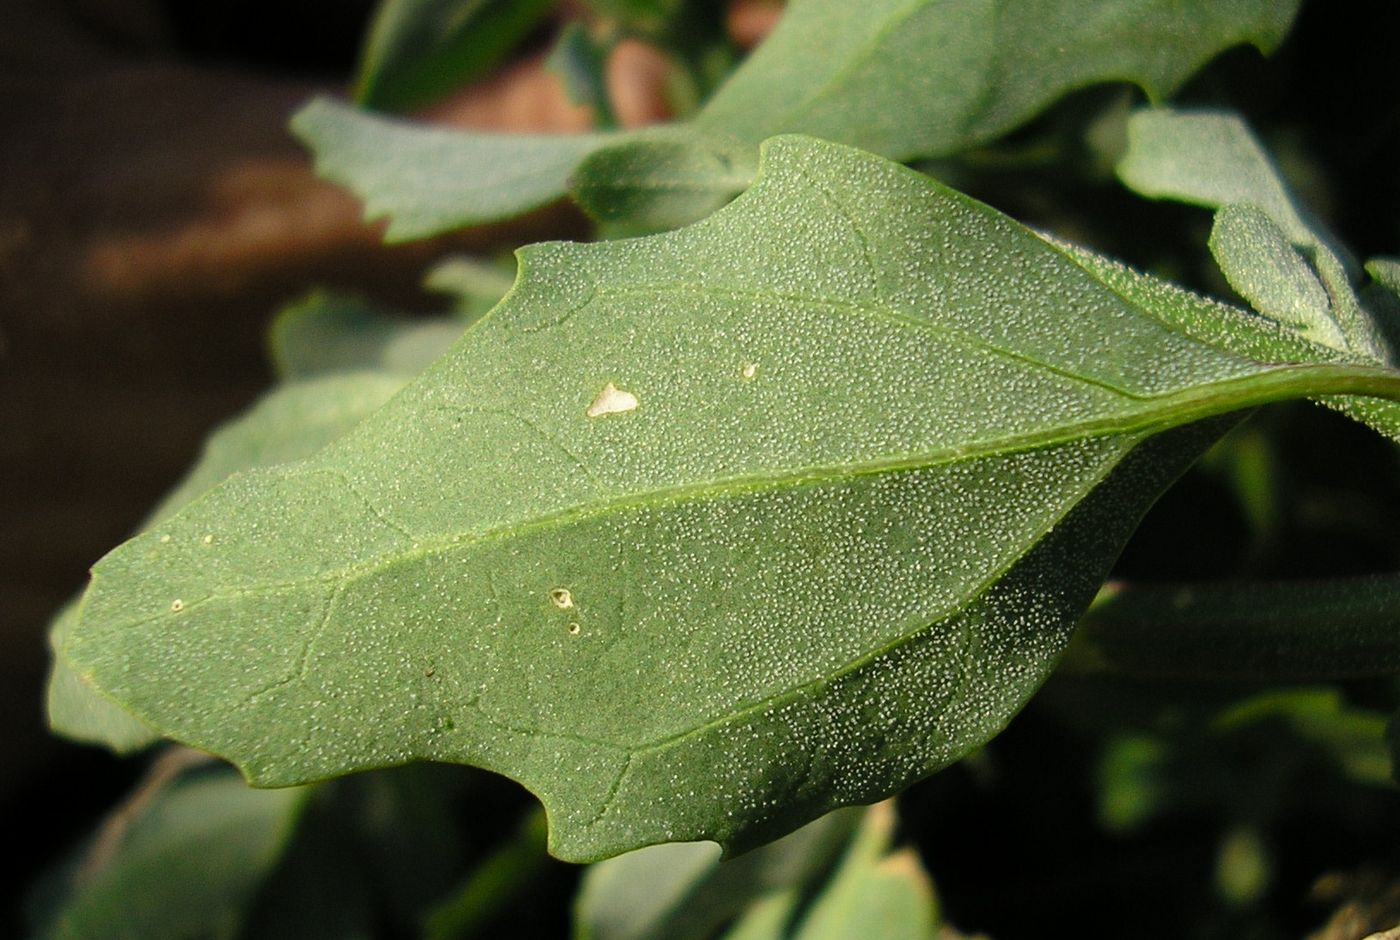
64;135;1391;861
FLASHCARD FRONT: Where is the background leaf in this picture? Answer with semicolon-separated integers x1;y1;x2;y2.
292;98;613;242
35;765;306;940
354;0;556;113
62;135;1400;861
298;0;1301;236
1115;107;1400;440
575;807;859;940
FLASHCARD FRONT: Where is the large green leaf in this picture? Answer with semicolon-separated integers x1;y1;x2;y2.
297;0;1300;236
62;136;1400;861
354;0;555;112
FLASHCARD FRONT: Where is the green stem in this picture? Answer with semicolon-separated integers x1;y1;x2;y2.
1073;574;1400;680
422;808;551;940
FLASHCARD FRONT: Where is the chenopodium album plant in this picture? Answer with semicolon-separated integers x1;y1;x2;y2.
45;0;1400;928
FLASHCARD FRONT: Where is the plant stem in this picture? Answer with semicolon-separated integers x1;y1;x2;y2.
1072;575;1400;680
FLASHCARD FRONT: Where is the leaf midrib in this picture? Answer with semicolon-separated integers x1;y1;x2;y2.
85;361;1400;638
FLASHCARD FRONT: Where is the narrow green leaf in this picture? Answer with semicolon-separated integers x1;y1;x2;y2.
575;808;858;940
299;1;1299;236
1208;204;1345;351
548;22;618;129
64;136;1400;861
38;768;306;940
291;97;615;242
697;0;1299;161
355;0;555;112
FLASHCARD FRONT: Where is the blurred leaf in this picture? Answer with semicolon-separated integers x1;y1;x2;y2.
1097;734;1170;832
240;766;476;939
37;767;306;940
355;0;555;112
579;803;939;940
1215;688;1393;787
299;0;1301;235
424;256;519;322
1215;825;1270;905
720;892;801;940
425;808;550;940
575;808;859;940
269;291;466;380
292;98;613;242
569;128;758;232
1079;575;1400;681
786;805;938;940
547;22;617;128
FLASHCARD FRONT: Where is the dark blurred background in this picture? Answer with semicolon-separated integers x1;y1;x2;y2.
2;0;1398;935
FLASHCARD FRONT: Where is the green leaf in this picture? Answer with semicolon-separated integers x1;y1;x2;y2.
268;291;467;380
575;808;859;940
354;0;555;112
1118;108;1318;245
37;767;306;940
697;0;1298;160
424;256;520;322
1116;107;1400;440
299;0;1300;236
291;98;614;242
63;135;1400;861
50;290;467;752
1208;204;1345;351
787;803;938;940
548;22;618;128
47;601;158;753
48;372;422;751
569;128;759;233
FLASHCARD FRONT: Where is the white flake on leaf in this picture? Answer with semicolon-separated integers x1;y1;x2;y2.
586;382;639;418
